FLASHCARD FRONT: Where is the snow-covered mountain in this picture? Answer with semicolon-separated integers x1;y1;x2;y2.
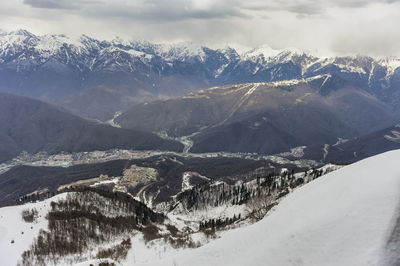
1;149;399;265
1;29;400;120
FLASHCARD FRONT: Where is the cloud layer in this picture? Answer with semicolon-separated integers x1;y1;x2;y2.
0;0;399;57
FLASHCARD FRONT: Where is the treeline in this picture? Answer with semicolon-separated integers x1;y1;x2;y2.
174;166;333;217
57;186;164;223
199;214;241;230
174;171;291;213
17;191;57;204
96;238;131;261
19;187;164;266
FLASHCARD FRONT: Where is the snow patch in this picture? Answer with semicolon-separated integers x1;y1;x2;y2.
181;172;193;192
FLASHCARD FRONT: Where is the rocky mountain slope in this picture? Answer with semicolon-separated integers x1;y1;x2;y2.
1;30;400;120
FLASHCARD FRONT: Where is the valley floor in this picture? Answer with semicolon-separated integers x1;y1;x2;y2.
0;147;317;177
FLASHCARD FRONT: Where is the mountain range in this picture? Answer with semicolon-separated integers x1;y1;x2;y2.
1;29;400;121
116;76;398;158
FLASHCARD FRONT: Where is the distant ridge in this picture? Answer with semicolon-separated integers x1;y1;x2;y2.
1;29;400;120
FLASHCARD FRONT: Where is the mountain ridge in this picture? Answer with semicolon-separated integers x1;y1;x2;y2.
0;93;183;162
1;29;400;120
116;75;398;156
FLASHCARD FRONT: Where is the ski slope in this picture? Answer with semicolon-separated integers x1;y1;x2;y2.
131;150;400;266
0;194;67;266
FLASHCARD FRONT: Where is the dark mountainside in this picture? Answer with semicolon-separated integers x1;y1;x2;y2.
0;93;183;162
322;125;400;163
116;75;397;156
0;159;132;204
0;155;291;205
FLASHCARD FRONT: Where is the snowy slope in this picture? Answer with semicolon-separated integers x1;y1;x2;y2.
0;194;67;266
1;151;400;266
129;150;400;266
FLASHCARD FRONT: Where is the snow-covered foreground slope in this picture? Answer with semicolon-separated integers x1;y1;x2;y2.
0;194;67;266
1;150;400;266
132;150;400;266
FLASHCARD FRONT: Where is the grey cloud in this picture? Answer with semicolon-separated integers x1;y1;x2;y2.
23;0;80;9
23;0;249;21
91;0;250;21
21;0;400;16
287;3;324;15
3;0;400;57
333;0;400;8
23;0;101;10
21;0;400;22
241;1;326;17
243;0;399;16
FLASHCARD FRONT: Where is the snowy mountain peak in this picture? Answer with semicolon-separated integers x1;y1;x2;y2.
8;29;35;37
379;57;400;75
243;44;281;59
156;41;206;61
111;36;132;47
273;48;310;62
37;34;82;51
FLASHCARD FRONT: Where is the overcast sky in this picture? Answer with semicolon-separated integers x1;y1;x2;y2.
0;0;399;57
